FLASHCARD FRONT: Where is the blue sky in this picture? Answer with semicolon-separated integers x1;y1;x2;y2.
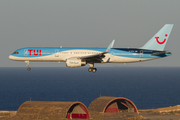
1;0;180;67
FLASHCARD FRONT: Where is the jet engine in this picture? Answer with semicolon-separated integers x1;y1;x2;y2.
66;59;86;67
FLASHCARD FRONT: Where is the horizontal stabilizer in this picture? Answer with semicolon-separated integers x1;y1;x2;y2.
152;51;171;56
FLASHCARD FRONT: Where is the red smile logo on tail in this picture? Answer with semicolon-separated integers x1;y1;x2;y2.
155;34;168;44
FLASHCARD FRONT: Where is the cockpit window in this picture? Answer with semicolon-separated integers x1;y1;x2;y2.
13;52;19;54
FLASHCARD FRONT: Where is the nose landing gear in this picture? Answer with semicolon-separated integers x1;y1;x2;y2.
25;61;31;71
27;67;31;71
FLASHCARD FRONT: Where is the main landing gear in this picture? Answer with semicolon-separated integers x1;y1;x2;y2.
88;63;97;73
88;68;97;73
25;61;31;71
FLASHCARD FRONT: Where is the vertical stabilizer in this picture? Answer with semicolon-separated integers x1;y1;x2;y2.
141;24;173;51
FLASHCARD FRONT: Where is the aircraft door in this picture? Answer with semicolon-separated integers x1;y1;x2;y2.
24;49;28;57
55;49;59;57
140;50;143;58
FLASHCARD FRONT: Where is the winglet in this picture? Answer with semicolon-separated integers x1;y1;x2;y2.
105;40;115;53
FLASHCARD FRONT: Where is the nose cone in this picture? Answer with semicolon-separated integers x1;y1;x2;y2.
9;55;14;60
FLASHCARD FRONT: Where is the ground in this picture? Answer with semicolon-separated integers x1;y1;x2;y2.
1;105;180;120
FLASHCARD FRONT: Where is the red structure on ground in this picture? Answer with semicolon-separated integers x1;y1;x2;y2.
105;102;119;113
66;102;90;119
88;96;138;113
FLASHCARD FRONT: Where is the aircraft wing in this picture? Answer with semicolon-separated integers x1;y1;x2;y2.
78;53;105;59
69;40;115;62
80;40;115;61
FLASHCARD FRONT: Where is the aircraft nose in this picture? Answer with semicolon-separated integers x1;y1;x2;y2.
9;55;13;60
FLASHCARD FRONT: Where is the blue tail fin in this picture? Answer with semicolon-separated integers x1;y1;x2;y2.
141;24;173;51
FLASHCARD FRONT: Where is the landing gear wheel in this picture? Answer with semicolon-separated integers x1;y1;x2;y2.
88;63;97;73
88;68;92;72
27;67;31;71
25;61;31;71
92;68;97;73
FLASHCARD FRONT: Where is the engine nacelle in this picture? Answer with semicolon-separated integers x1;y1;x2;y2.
66;59;86;67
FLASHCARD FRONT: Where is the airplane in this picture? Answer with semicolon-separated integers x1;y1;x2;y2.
9;24;173;73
